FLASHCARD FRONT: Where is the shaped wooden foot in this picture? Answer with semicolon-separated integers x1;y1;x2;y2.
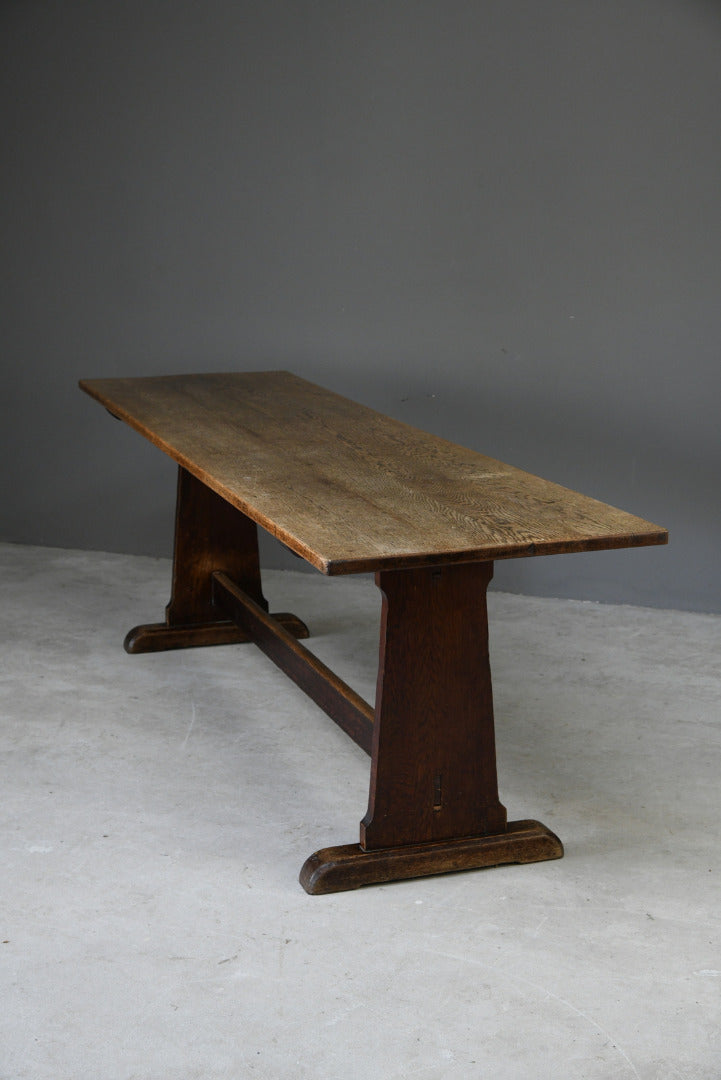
124;613;308;653
300;821;563;894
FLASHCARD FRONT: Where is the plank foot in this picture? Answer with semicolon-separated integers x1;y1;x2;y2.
124;614;309;654
299;820;563;895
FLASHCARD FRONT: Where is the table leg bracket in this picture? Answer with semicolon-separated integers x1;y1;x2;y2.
299;820;563;894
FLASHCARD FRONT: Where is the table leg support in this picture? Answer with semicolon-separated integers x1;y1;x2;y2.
301;561;562;893
300;821;563;894
125;467;308;653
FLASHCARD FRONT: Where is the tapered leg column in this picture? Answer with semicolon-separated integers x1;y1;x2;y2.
300;562;562;893
125;467;308;653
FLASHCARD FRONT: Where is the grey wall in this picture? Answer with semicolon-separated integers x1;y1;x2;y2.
2;1;719;612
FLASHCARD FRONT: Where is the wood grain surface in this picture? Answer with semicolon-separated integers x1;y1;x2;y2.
80;371;667;575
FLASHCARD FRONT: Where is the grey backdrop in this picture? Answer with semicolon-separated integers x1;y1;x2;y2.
2;1;719;612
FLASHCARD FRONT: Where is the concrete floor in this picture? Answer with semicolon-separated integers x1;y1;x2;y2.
1;542;720;1080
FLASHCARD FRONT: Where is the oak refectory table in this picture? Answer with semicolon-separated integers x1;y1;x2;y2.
79;371;667;893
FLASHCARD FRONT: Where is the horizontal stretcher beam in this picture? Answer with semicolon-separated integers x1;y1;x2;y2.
211;571;375;755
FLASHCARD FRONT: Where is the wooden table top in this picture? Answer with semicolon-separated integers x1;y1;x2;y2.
80;371;667;575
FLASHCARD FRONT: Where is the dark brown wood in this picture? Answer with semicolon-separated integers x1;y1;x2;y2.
124;614;310;654
79;372;668;575
212;571;374;754
362;561;506;849
125;621;251;654
297;562;561;894
125;466;309;653
167;465;268;620
300;820;564;894
299;562;567;892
